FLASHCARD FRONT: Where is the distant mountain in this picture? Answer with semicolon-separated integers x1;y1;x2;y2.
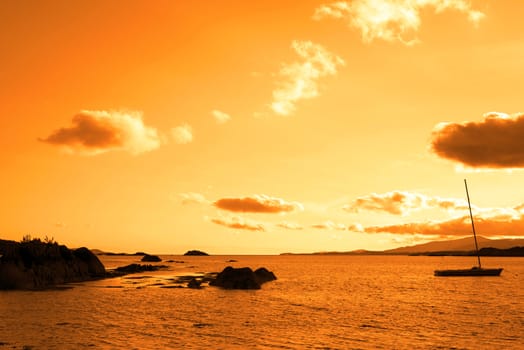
383;236;524;254
280;236;524;256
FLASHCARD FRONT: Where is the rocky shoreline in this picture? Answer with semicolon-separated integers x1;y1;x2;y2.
0;239;276;290
0;238;106;290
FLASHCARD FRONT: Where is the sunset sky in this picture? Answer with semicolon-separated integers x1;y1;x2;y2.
1;0;524;254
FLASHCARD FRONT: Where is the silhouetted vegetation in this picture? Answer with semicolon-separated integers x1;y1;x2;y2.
409;247;524;256
478;246;524;256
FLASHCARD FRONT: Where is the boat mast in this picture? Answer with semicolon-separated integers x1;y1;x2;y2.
464;179;482;268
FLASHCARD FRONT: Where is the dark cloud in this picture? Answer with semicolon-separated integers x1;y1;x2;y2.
364;212;524;237
214;195;303;214
40;110;161;155
430;112;524;168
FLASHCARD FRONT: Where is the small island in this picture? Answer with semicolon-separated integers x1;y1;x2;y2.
183;250;209;256
141;254;162;262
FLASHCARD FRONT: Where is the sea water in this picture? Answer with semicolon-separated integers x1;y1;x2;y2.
1;255;522;349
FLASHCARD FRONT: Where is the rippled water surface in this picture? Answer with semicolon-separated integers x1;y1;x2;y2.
1;255;523;349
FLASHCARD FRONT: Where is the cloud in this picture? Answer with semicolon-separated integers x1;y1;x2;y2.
214;195;304;214
364;211;524;237
171;124;193;144
311;221;347;230
364;204;524;236
345;191;468;215
276;221;304;230
313;0;484;45
211;110;231;124
271;40;344;116
430;112;524;168
40;110;161;155
311;221;363;231
209;215;266;232
179;192;209;205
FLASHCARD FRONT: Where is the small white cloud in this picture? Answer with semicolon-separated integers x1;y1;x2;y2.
171;124;193;144
276;221;304;230
179;192;209;205
211;110;231;124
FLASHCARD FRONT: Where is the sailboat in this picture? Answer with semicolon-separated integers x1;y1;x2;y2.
434;179;503;277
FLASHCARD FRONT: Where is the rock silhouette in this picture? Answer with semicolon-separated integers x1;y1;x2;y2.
141;254;162;262
110;263;167;275
0;239;105;290
184;250;209;256
187;278;202;289
253;267;277;284
209;266;277;289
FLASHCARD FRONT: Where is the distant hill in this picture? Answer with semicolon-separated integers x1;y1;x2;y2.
384;236;524;254
281;236;524;256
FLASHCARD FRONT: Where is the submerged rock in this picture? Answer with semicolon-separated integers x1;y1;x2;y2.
187;278;202;289
184;250;209;256
141;254;162;262
111;263;167;275
209;266;277;290
0;239;106;290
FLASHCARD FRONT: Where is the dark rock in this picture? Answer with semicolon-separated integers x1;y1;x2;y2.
141;254;162;262
209;266;277;290
95;251;147;256
0;239;106;290
112;264;167;275
73;247;106;277
184;250;209;256
187;278;202;289
254;267;277;284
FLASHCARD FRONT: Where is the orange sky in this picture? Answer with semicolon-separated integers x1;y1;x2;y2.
1;0;524;254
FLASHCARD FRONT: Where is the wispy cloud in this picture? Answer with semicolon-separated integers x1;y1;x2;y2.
209;215;266;232
313;0;484;45
311;221;347;230
431;112;524;169
211;110;231;124
171;124;193;144
40;110;161;155
311;220;363;231
271;40;344;116
214;194;304;214
345;191;468;215
179;192;209;205
276;221;304;230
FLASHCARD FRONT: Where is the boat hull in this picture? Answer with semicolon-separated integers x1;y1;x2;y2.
434;268;503;277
